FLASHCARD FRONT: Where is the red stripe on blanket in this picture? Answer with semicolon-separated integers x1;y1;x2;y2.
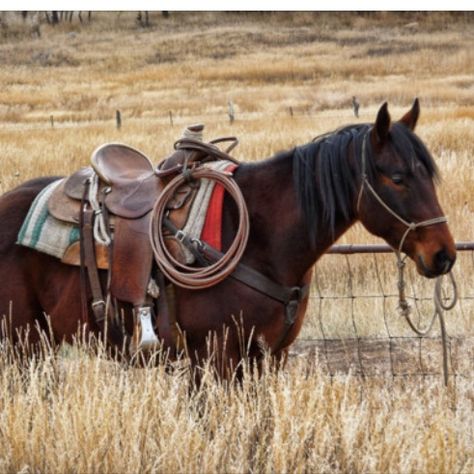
200;164;238;250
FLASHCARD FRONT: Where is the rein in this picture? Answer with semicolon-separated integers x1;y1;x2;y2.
357;131;457;385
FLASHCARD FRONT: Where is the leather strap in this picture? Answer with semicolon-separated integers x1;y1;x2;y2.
197;240;309;309
162;218;210;267
79;190;90;326
174;137;240;164
155;269;181;352
82;206;106;325
200;241;309;354
164;226;310;352
162;218;309;311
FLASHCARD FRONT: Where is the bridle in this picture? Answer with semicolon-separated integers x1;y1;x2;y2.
356;131;448;259
356;130;450;312
356;130;457;386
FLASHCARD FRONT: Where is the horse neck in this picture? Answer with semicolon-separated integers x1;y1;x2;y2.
230;152;356;286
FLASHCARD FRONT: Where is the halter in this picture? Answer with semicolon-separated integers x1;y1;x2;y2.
355;131;457;385
356;131;448;258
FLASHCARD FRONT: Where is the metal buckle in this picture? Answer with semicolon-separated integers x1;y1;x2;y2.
289;286;302;301
191;237;204;250
175;230;186;243
91;299;105;309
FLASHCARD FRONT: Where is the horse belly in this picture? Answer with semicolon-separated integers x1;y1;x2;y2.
175;280;286;359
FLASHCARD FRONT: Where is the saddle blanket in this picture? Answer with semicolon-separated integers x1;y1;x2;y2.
17;179;80;259
16;161;238;263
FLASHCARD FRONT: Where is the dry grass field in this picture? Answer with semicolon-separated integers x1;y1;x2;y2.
0;11;473;473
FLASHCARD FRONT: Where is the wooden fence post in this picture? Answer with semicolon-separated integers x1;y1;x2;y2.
116;110;122;130
228;100;235;124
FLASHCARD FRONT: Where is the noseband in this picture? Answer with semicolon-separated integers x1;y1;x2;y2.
356;132;447;257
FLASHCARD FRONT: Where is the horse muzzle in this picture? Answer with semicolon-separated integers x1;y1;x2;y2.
416;246;456;278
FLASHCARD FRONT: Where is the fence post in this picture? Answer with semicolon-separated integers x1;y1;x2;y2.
169;110;173;127
228;100;235;124
116;110;122;130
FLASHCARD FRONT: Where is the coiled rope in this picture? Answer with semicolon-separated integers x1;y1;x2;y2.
149;166;249;289
397;260;457;386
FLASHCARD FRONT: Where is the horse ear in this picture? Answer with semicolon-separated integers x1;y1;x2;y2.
372;102;391;144
399;98;420;131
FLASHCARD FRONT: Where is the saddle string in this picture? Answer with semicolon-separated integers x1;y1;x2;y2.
357;131;457;385
88;173;112;246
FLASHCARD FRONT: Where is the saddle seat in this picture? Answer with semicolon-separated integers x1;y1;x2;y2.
91;143;154;185
48;144;163;223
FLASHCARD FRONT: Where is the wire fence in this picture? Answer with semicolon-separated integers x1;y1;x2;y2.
292;242;474;381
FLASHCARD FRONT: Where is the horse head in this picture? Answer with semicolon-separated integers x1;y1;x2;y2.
357;99;456;278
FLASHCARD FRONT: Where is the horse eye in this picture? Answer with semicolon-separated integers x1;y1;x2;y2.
391;174;404;185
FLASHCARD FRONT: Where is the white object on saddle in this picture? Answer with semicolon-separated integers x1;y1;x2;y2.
179;159;235;264
182;124;204;141
88;172;112;246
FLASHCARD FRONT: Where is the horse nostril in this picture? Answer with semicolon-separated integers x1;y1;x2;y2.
434;248;455;273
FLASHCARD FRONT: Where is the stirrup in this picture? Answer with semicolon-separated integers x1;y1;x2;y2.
131;306;159;352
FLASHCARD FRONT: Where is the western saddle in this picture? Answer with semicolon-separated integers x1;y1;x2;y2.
48;125;239;352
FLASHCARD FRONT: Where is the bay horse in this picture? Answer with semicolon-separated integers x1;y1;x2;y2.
0;100;456;373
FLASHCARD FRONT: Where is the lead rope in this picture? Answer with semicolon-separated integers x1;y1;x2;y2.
397;255;457;386
358;132;457;385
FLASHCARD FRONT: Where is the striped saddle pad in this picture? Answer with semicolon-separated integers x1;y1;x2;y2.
17;179;79;259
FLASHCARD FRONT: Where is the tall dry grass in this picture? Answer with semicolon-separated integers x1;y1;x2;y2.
0;12;473;473
0;337;472;474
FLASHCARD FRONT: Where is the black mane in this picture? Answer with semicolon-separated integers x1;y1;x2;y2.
292;122;439;246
